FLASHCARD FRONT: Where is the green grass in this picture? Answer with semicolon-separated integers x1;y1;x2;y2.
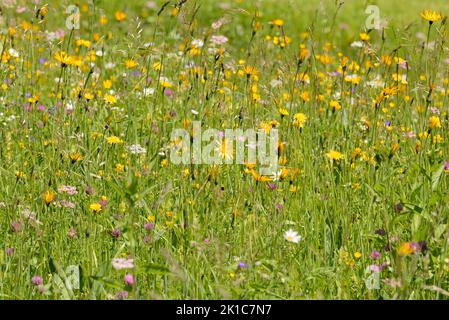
1;0;449;299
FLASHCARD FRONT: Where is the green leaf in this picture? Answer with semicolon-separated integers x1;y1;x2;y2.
431;164;444;191
138;263;171;275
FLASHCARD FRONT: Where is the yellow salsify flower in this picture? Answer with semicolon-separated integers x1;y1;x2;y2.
428;116;442;129
326;150;344;161
104;94;117;105
398;242;414;256
106;136;124;145
124;59;137;69
359;32;370;41
278;108;289;117
329;100;342;111
54;51;74;67
15;171;26;179
115;10;127;22
249;169;273;182
293;113;307;128
90;203;102;213
270;19;284;27
70;152;83;163
420;10;443;23
43;190;57;205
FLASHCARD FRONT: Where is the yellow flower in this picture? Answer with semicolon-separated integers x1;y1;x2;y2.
428;116;441;129
70;152;83;163
103;80;112;89
115;10;127;22
217;139;233;160
43;190;57;205
124;59;137;69
329;100;342;111
15;171;26;179
421;10;443;23
90;203;102;213
279;108;289;117
270;19;284;27
104;94;117;105
293;113;307;128
354;252;362;259
359;32;370;41
54;51;74;67
398;242;414;256
326;150;344;161
106;136;124;145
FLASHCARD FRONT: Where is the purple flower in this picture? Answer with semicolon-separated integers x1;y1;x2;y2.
267;183;276;190
275;203;284;210
144;222;154;231
6;248;14;256
394;203;404;213
369;262;388;273
124;274;134;286
39;58;47;64
238;262;248;268
32;275;43;286
385;120;391;127
11;220;23;233
375;229;386;236
164;88;174;98
444;161;449;171
112;258;134;270
111;228;122;238
370;250;381;260
116;290;129;300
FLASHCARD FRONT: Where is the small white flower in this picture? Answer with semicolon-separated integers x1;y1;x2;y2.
105;62;116;69
8;48;19;58
112;258;134;270
210;35;228;45
143;88;155;96
350;41;364;48
128;144;147;154
284;229;301;243
191;39;204;48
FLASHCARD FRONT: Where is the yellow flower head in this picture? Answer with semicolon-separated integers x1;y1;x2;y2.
106;136;124;145
115;11;127;22
398;242;414;256
43;190;57;205
428;116;441;129
90;203;102;213
293;113;307;128
270;19;284;27
421;10;443;23
326;150;344;161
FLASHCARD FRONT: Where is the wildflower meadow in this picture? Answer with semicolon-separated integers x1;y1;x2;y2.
1;0;449;300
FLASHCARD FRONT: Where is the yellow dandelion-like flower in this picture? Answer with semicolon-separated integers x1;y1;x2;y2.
43;190;57;205
398;242;414;256
270;19;284;27
106;136;124;145
326;150;344;161
420;10;443;23
293;113;307;128
90;203;102;213
428;116;441;129
115;10;127;22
